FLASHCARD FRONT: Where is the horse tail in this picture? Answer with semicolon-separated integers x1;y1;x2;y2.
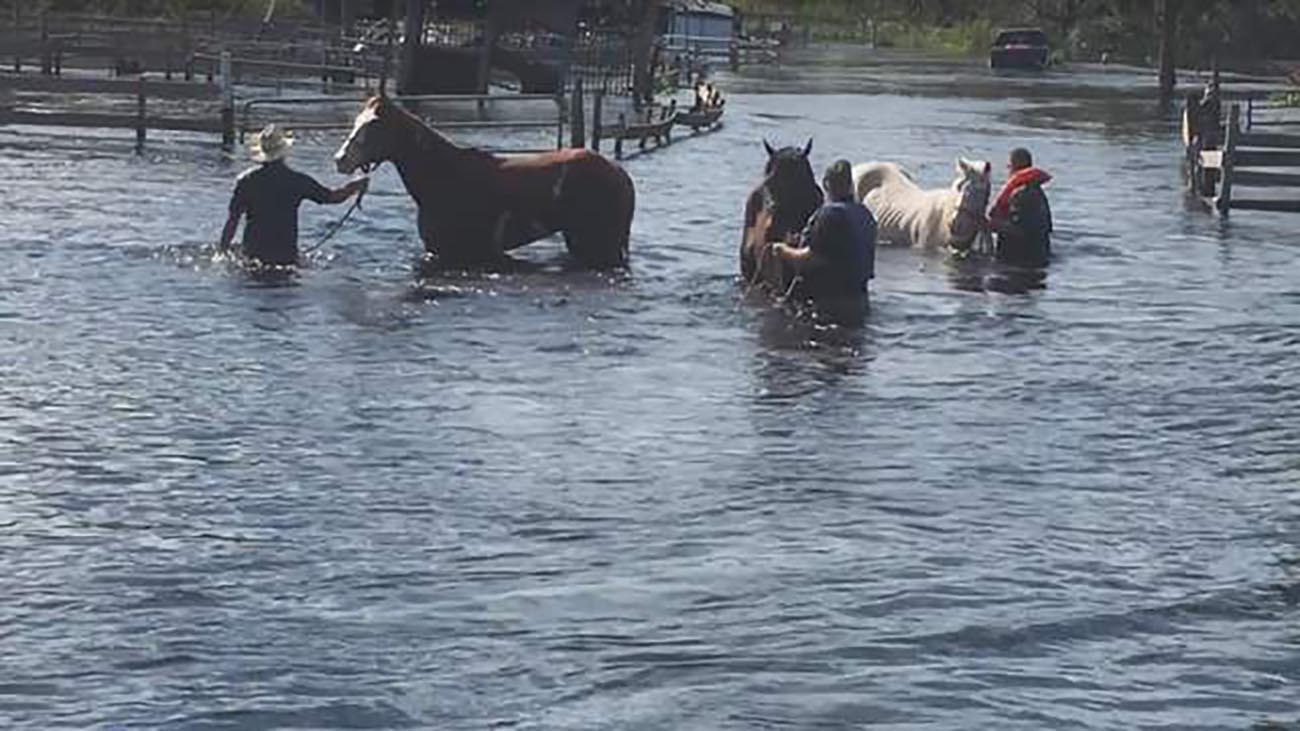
616;164;635;263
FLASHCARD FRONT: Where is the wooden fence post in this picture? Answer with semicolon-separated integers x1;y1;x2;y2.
135;75;147;154
591;86;603;150
220;50;235;153
11;2;19;73
39;10;50;75
569;76;585;149
1217;104;1238;215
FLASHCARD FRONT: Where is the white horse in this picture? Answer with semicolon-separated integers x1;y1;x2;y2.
853;158;993;251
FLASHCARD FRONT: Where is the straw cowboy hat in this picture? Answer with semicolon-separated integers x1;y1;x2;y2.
249;124;294;163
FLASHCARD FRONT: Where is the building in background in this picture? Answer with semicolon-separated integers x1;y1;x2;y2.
660;1;736;62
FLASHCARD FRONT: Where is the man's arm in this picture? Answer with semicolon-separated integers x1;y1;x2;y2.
300;172;369;205
323;176;369;204
772;210;826;269
218;190;245;251
218;211;241;251
772;241;814;265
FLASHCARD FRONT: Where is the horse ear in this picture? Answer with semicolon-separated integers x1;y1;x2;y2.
982;161;991;176
763;139;776;158
955;157;968;174
803;138;813;158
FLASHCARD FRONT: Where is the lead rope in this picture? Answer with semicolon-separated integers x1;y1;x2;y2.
301;190;364;256
301;165;374;257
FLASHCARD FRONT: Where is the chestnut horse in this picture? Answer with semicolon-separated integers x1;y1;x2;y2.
334;96;635;267
740;139;823;295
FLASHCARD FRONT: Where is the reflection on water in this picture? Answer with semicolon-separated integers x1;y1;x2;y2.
1;49;1298;730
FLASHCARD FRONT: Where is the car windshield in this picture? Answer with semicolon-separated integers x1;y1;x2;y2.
995;30;1048;46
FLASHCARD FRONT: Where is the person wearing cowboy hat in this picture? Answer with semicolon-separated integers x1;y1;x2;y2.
218;124;369;266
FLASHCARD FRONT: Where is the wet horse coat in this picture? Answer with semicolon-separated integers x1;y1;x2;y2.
335;96;635;267
852;158;991;252
740;140;823;295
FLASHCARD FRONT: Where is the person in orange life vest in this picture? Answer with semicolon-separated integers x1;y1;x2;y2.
987;147;1053;267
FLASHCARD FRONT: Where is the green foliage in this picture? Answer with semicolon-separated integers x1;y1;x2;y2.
879;17;994;56
29;0;303;18
733;0;1300;65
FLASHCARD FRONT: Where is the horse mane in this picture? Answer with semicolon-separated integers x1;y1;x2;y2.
385;99;498;169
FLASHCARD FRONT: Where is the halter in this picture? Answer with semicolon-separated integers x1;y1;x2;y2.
951;184;989;236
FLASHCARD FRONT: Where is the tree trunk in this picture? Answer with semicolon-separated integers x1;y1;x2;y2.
341;0;356;37
630;0;659;108
475;12;501;96
398;0;425;95
1157;0;1178;101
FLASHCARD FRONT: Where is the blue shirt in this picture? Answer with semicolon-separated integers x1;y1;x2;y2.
800;198;877;295
230;161;332;265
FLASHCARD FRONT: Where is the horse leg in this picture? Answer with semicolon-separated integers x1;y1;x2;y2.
563;213;630;268
740;233;757;282
418;207;440;256
561;165;634;268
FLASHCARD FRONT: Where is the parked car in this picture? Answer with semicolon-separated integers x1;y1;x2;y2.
990;28;1050;70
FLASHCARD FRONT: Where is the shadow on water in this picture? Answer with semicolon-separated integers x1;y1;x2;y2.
406;250;634;299
944;254;1049;294
745;287;872;399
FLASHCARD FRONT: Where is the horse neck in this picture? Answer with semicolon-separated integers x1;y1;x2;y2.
387;113;495;209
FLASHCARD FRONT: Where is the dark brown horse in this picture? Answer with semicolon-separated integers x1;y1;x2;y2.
741;139;823;294
334;96;635;268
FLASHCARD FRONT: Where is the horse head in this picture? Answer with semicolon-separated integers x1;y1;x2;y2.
761;138;822;236
335;96;397;174
949;157;992;247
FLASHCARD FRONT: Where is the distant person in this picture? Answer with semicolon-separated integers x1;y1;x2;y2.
218;124;368;266
772;159;877;313
987;147;1052;267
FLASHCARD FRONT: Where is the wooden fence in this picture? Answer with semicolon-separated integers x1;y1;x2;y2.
1193;101;1300;214
4;10;387;86
0;52;236;152
239;93;567;154
0;9;393;153
0;10;731;159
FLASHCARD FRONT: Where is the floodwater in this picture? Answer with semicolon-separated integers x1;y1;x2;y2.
2;49;1298;730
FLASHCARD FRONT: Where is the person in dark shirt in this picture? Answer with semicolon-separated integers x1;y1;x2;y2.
987;147;1053;268
771;159;877;304
218;125;368;266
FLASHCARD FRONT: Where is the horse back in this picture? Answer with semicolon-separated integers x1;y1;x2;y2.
490;148;632;234
852;162;915;200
